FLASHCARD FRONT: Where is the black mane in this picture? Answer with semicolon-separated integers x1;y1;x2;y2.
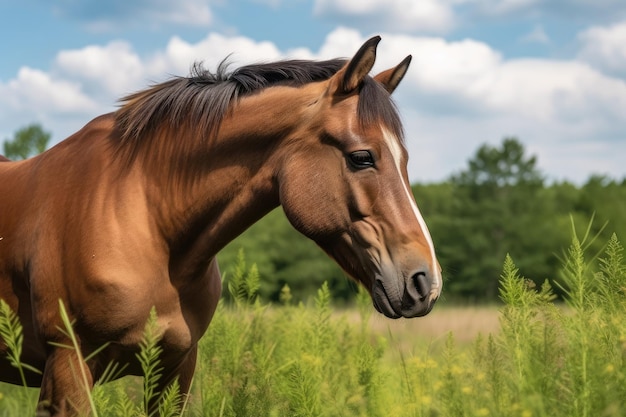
114;57;404;154
192;59;347;93
115;59;345;143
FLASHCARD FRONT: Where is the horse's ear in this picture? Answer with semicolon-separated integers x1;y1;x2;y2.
332;36;381;95
374;55;412;94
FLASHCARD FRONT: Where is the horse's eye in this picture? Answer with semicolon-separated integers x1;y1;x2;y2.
348;150;375;169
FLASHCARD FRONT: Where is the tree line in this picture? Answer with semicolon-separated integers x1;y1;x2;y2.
4;125;625;303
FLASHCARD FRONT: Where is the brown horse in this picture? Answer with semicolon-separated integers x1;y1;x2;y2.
0;36;442;416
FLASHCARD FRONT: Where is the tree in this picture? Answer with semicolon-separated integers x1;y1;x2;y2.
438;137;562;300
452;137;543;189
3;124;50;160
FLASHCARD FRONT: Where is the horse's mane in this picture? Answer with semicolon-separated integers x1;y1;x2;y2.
116;59;345;144
113;58;404;163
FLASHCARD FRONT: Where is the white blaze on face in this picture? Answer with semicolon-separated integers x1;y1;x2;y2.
382;128;442;293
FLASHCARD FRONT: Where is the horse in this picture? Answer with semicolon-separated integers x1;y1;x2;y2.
0;36;442;416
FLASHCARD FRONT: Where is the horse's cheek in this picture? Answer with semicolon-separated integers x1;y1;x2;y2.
279;168;342;239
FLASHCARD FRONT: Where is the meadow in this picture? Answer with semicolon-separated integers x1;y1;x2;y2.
1;230;625;417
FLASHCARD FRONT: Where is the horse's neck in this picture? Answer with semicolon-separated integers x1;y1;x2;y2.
151;87;313;278
163;165;279;280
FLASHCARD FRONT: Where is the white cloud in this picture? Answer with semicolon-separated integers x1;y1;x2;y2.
327;29;626;126
0;67;101;145
313;29;503;93
392;37;503;94
577;20;626;77
55;41;145;97
0;33;291;146
315;27;370;59
453;57;626;127
313;0;456;33
149;33;285;77
0;67;97;114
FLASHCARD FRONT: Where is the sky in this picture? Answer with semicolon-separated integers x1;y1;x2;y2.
1;0;625;184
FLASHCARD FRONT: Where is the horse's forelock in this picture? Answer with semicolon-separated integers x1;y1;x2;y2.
358;77;405;143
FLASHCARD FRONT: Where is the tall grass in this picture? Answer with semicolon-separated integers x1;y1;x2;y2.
0;230;625;416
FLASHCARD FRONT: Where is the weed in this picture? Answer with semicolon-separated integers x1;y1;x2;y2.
1;231;625;416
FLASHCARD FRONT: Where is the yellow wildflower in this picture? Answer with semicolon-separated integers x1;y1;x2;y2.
426;358;438;369
451;365;463;375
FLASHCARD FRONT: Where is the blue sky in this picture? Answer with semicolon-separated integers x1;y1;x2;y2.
1;0;625;183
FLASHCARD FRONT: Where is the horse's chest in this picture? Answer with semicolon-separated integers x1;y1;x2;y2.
93;275;218;352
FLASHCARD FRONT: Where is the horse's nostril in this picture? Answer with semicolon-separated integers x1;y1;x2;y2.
412;272;430;301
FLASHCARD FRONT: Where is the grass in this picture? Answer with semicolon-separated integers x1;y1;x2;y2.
0;229;625;416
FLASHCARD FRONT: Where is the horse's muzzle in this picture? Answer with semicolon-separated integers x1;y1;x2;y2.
372;272;440;319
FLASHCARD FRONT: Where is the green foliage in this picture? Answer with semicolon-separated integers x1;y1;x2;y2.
194;237;626;416
226;248;261;307
597;233;626;313
441;137;555;299
496;233;626;416
0;300;41;387
0;303;183;417
0;300;40;417
279;284;293;306
2;123;50;160
424;137;625;301
573;175;626;260
158;379;182;417
218;208;353;303
497;254;561;413
137;307;164;415
0;300;24;378
193;257;389;417
2;231;626;415
453;137;544;187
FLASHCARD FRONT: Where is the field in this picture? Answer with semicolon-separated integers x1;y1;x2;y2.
1;233;625;417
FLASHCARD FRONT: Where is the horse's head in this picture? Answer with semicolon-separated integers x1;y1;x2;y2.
278;37;442;318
